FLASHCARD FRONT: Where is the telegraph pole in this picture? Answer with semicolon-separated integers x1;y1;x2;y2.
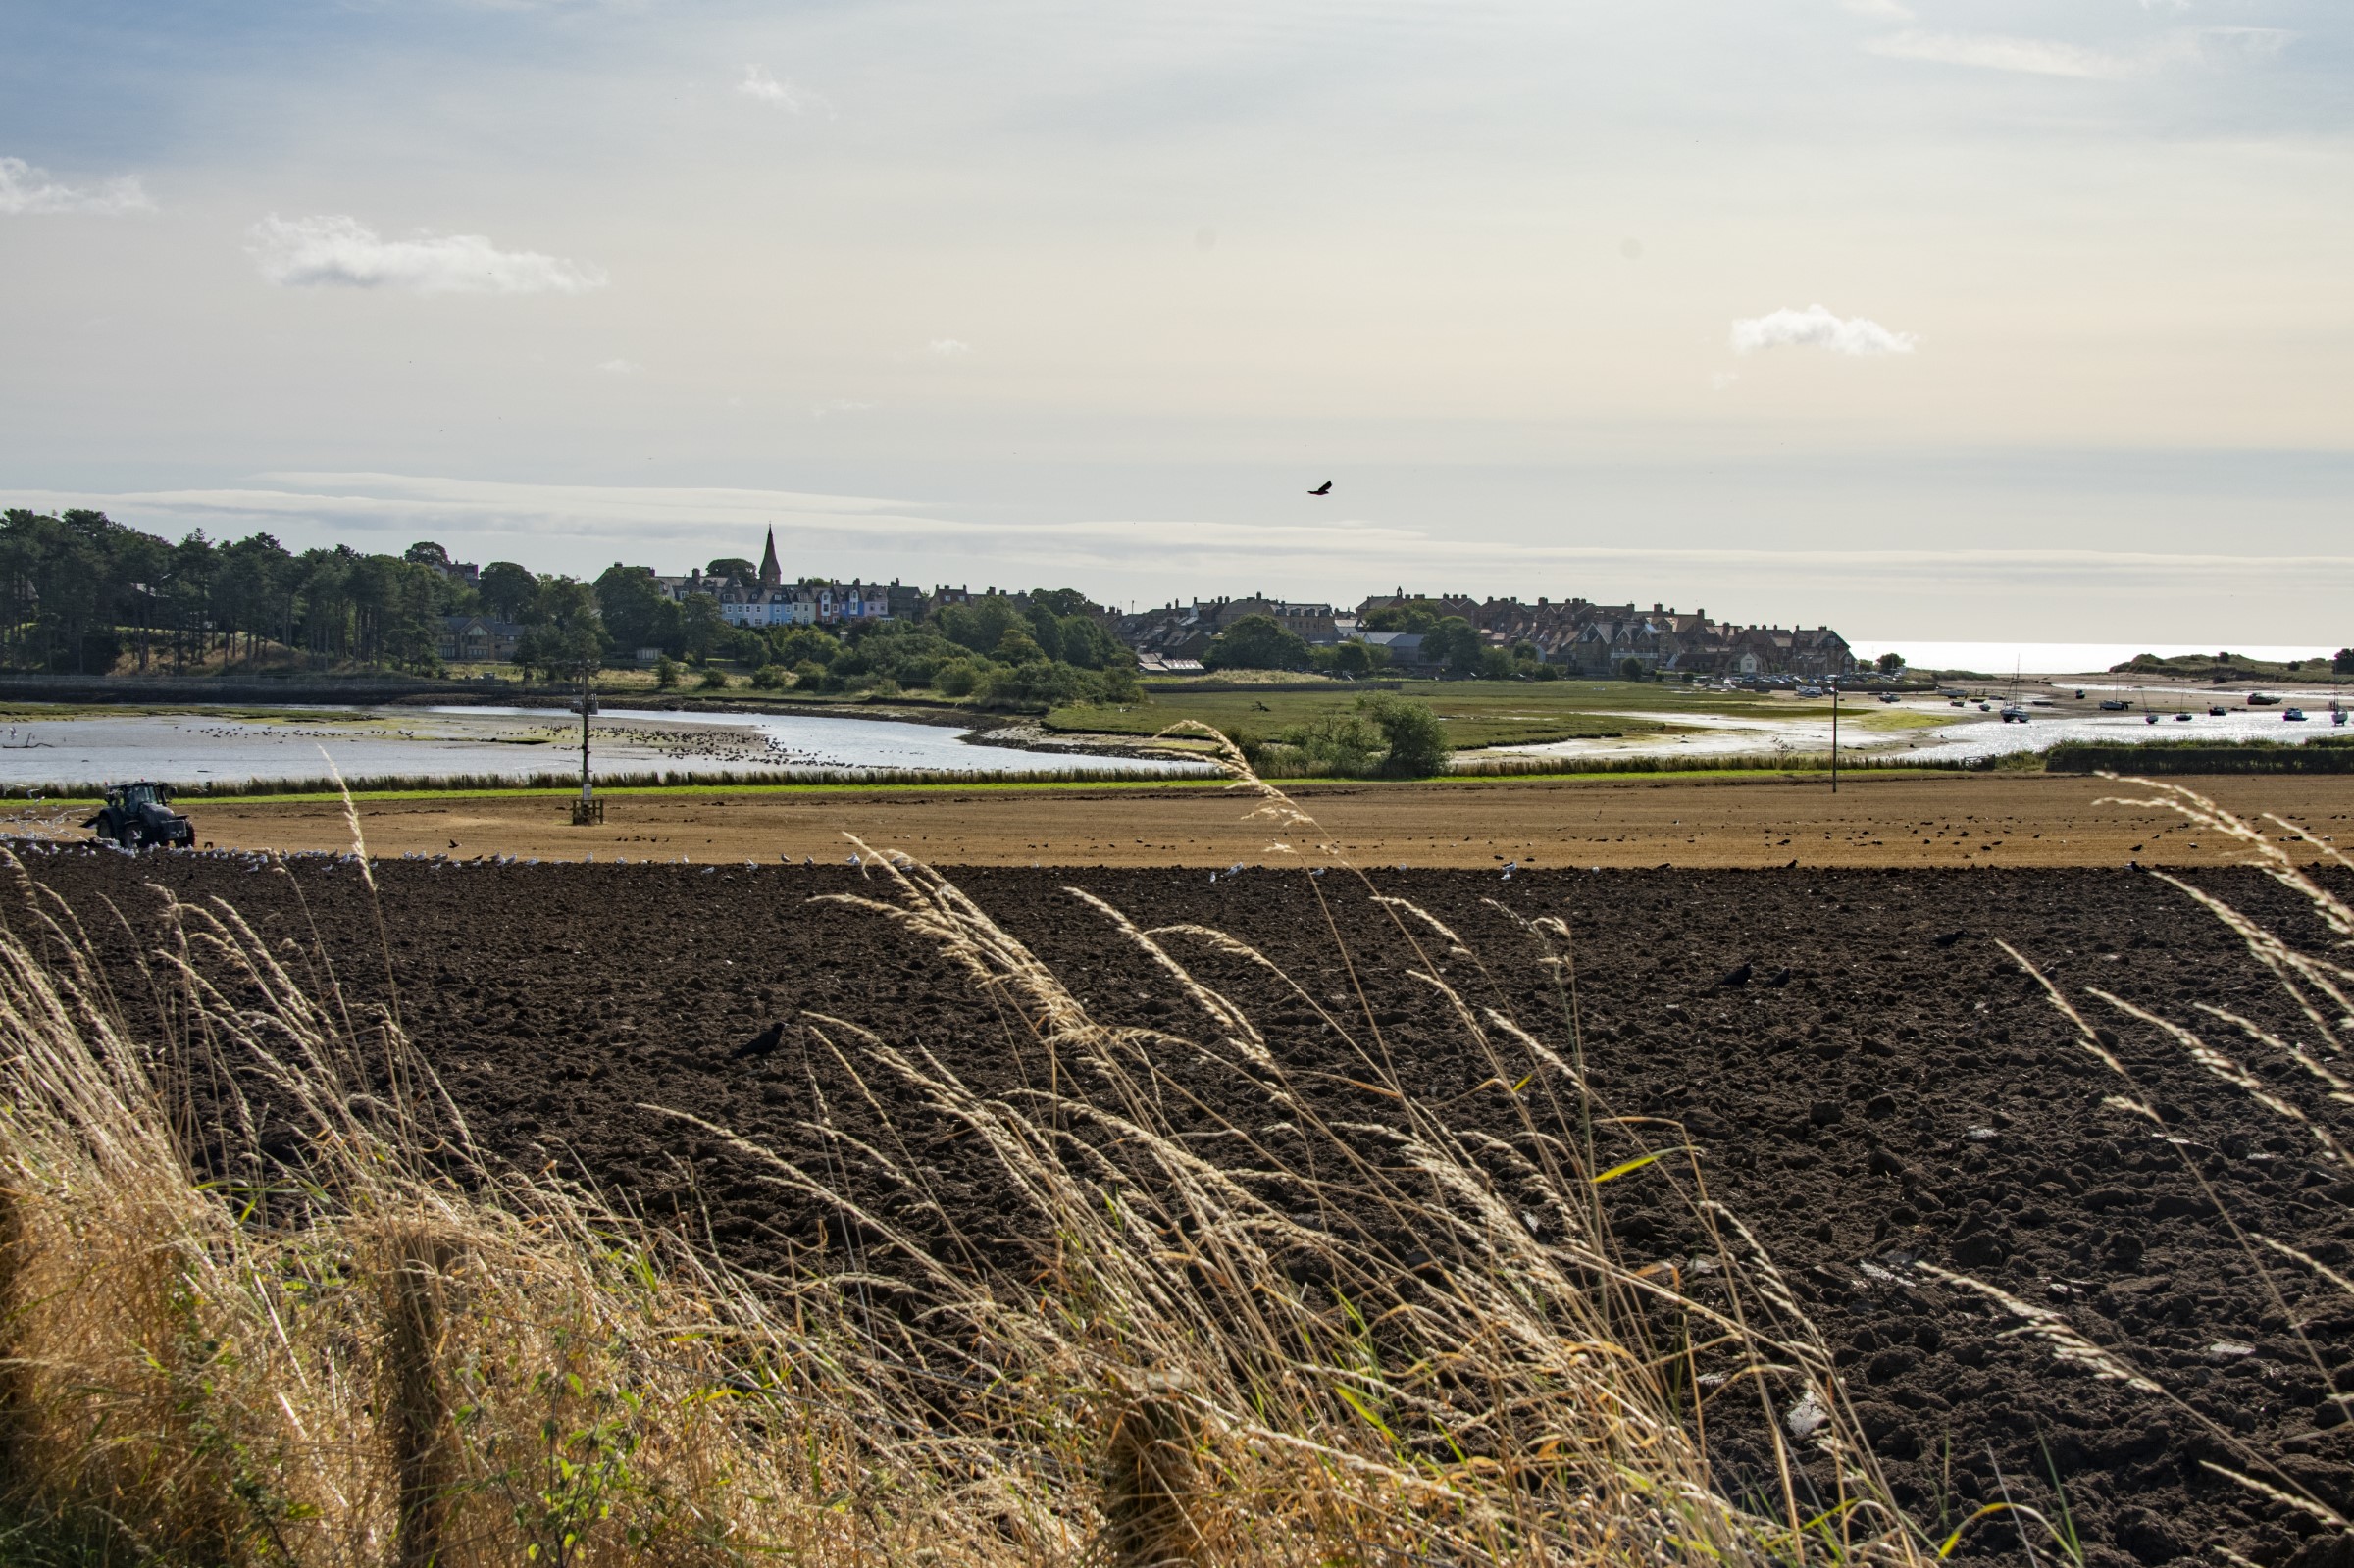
1817;673;1836;795
572;667;603;825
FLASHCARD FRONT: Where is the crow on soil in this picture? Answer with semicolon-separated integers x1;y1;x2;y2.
733;1021;787;1060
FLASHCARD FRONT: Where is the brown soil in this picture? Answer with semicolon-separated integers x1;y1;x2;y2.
16;843;2354;1567
26;771;2351;869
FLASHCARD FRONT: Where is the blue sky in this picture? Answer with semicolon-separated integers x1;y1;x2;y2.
2;0;2348;640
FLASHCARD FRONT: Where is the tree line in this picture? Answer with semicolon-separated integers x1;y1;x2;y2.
0;510;476;676
0;510;1142;708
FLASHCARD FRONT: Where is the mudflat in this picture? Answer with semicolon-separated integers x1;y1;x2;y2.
40;770;2350;869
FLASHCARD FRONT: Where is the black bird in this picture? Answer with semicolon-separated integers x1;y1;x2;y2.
732;1020;788;1060
1307;481;1332;495
448;839;459;849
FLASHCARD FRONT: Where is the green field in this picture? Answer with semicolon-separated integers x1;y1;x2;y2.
1046;679;1810;750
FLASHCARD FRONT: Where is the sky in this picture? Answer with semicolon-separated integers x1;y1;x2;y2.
1;0;2348;643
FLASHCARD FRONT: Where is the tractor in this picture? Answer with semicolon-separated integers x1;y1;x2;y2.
84;782;195;850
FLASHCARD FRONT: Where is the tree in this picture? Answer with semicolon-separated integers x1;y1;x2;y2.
1358;694;1450;777
1028;587;1100;618
706;557;759;584
1203;614;1309;671
653;654;680;688
1876;651;1906;674
1423;617;1483;676
593;563;681;654
2335;648;2354;675
1330;639;1376;677
404;541;452;571
1052;615;1125;670
516;577;603;679
479;561;538;621
939;596;1021;655
1618;657;1647;682
678;594;729;659
1362;601;1444;634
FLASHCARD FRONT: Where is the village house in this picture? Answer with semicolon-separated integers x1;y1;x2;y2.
435;614;523;663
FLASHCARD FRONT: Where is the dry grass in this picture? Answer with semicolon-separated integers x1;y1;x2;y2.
0;748;1958;1565
1974;776;2354;1543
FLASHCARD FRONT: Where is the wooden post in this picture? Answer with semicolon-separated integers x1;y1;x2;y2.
1830;680;1839;794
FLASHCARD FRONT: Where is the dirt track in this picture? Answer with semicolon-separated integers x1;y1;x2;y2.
19;844;2354;1567
29;771;2352;869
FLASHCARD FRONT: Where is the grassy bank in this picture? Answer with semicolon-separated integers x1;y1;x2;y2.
1049;679;1803;749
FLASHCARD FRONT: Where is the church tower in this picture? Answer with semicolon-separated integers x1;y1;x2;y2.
758;526;781;588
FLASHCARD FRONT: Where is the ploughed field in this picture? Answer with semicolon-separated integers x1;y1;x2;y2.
19;846;2354;1567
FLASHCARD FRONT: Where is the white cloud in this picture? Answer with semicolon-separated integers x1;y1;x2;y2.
738;64;831;116
1839;0;1914;19
927;338;973;357
1865;25;2291;79
0;155;152;216
1864;30;2135;78
246;214;606;295
1729;304;1918;357
597;357;641;375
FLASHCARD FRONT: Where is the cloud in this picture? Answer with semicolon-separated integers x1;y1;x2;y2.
1864;26;2291;79
1839;0;1914;19
1729;304;1918;357
809;397;874;417
596;358;641;375
927;338;973;357
1864;30;2135;78
246;214;606;294
738;65;831;116
0;155;152;216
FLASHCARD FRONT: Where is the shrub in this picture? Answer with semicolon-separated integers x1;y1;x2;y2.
1358;692;1450;776
934;659;984;697
698;667;730;690
652;654;680;688
750;664;788;689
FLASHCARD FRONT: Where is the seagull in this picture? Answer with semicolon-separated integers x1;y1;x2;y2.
1307;481;1332;495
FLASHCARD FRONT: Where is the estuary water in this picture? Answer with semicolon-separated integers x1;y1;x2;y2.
0;704;1202;790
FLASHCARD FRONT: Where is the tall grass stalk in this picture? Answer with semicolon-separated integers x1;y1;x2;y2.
0;744;1941;1564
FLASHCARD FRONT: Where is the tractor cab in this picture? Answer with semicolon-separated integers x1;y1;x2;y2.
84;781;195;850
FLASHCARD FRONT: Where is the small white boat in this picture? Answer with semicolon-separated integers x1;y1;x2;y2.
2283;708;2307;722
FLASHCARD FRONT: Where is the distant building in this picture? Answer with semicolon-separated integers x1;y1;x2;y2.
436;614;523;663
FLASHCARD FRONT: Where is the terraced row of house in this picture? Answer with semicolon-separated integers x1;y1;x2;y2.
1114;593;1853;678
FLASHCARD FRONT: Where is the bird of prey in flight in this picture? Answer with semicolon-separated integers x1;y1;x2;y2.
1307;481;1332;495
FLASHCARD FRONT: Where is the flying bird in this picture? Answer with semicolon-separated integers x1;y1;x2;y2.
1307;481;1332;495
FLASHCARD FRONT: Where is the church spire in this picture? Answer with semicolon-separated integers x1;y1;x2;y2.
758;526;781;588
